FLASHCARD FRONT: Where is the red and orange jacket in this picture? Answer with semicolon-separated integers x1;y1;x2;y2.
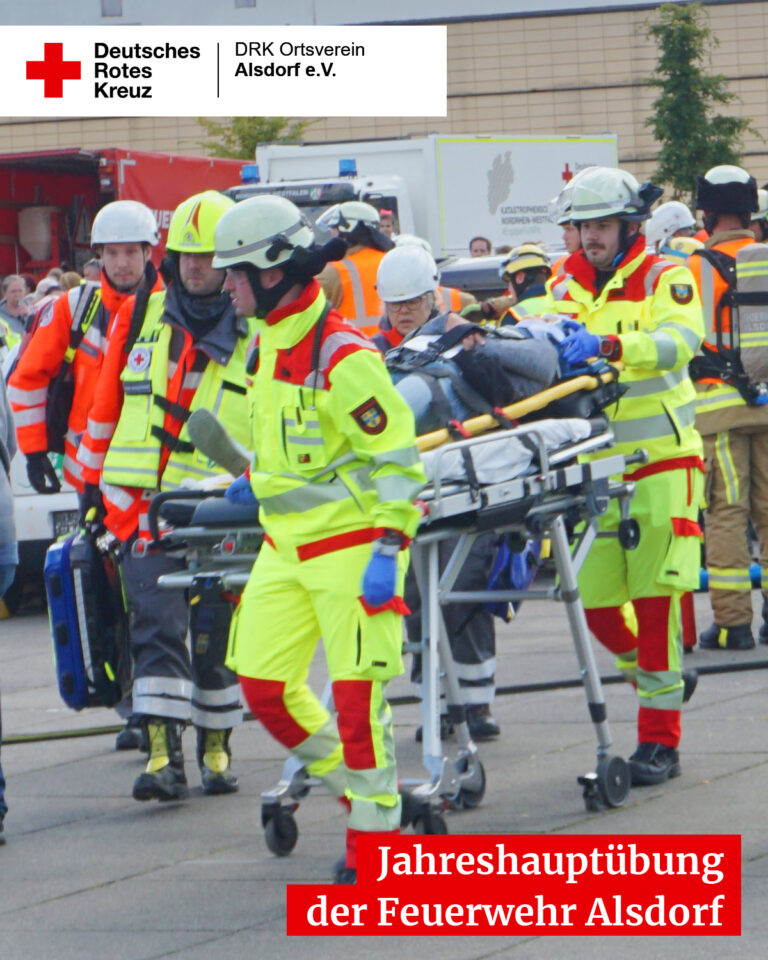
7;273;159;490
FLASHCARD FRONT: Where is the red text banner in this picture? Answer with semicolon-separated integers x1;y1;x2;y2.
287;834;741;936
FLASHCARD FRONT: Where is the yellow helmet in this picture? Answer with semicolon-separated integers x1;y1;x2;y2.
166;191;235;254
500;243;551;280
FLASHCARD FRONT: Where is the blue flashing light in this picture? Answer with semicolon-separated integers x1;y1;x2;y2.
339;158;357;177
241;164;260;184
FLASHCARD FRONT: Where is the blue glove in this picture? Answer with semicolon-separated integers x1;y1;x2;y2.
560;319;600;365
225;473;256;505
362;550;398;607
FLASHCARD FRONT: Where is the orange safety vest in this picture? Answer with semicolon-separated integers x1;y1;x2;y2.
434;285;465;312
688;234;755;341
7;278;141;490
688;232;764;434
334;247;386;336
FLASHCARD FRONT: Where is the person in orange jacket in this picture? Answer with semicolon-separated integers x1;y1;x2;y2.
316;201;394;335
8;201;161;495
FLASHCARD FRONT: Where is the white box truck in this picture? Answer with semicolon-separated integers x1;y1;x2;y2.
228;133;618;257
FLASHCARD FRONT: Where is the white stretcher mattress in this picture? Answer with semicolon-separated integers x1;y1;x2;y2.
420;418;593;486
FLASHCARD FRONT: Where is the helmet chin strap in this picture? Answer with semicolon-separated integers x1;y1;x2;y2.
611;221;638;266
244;264;297;319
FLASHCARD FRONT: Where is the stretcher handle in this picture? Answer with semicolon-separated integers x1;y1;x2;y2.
416;365;621;452
147;488;226;544
623;449;650;467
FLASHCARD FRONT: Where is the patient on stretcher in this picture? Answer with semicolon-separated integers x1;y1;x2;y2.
382;312;561;434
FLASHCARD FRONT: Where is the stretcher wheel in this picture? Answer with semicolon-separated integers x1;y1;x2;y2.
618;519;640;550
596;755;630;808
414;808;448;835
455;759;486;809
290;771;311;800
264;809;299;856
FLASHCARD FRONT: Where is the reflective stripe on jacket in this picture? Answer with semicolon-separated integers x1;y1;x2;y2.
541;236;705;467
97;291;252;540
7;279;136;489
247;280;425;556
331;247;386;331
435;285;474;312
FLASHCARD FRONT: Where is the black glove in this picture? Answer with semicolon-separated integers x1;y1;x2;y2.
26;452;61;494
80;482;106;527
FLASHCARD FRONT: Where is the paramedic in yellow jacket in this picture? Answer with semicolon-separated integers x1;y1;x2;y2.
542;167;705;787
213;196;426;884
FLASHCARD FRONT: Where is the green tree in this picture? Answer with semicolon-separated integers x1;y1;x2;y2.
197;116;314;159
645;3;756;203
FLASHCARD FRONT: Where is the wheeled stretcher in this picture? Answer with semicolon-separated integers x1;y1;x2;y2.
408;416;645;819
147;367;642;849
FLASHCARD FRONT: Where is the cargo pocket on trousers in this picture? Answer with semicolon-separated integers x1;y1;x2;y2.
657;517;703;592
353;601;406;681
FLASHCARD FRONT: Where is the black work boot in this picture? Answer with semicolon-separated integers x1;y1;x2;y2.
132;720;189;802
115;717;149;752
333;854;357;885
629;742;681;786
699;622;755;651
466;704;501;740
0;820;5;845
759;599;768;645
196;728;239;795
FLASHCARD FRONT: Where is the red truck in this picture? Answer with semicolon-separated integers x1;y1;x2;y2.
0;147;244;277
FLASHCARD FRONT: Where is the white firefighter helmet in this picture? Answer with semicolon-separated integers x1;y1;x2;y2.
376;245;439;302
322;200;380;234
212;195;315;270
695;165;758;213
752;188;768;221
91;200;159;246
646;201;697;246
570;167;658;223
549;166;600;224
394;233;433;255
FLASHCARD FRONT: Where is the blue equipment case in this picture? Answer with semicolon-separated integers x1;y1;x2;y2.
44;530;130;711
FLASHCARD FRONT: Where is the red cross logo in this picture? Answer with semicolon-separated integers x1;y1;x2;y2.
561;162;573;184
26;43;81;98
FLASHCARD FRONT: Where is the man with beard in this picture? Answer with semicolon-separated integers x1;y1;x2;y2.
543;167;704;787
77;192;252;801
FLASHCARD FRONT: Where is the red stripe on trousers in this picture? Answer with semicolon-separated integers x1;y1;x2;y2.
346;826;399;869
634;596;672;673
681;591;696;651
237;676;310;749
332;679;377;770
585;606;637;655
671;517;702;538
639;706;681;748
635;596;680;747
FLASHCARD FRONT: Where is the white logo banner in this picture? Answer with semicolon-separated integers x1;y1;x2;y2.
2;25;447;117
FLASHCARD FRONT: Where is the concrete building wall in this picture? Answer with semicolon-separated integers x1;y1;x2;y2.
1;2;767;186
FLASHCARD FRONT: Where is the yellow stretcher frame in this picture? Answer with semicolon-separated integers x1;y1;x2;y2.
416;363;621;452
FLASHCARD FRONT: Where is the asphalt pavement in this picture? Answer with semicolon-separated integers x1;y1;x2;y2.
1;586;767;959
